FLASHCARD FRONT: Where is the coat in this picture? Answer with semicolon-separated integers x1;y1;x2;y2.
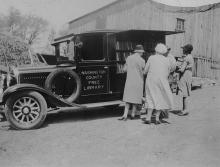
178;54;194;97
144;54;174;110
122;53;145;104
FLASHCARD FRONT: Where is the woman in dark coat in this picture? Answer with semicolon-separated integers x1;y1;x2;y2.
178;44;194;116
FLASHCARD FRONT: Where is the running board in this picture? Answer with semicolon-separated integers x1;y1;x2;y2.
48;100;123;114
84;100;123;108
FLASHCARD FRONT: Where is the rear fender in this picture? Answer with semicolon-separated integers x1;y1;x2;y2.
1;84;74;108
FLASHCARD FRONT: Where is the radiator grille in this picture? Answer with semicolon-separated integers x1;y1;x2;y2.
19;72;50;88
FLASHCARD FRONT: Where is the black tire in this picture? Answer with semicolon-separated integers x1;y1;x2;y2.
45;69;81;103
5;91;47;130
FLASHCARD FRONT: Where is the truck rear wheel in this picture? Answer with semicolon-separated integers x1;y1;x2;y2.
5;91;47;130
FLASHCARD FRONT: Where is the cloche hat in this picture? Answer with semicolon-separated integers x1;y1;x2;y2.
155;43;167;54
134;45;145;53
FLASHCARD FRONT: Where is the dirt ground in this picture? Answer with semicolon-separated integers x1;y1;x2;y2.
0;86;220;167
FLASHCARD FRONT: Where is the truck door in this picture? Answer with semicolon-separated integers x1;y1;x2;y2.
76;33;110;96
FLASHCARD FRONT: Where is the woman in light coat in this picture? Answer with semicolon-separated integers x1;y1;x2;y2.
119;45;145;121
143;43;174;124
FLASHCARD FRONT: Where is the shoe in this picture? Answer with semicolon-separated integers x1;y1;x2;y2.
118;117;127;121
130;115;140;120
178;111;189;116
143;120;151;124
151;119;161;125
129;115;134;120
154;120;161;125
160;111;169;119
151;120;161;125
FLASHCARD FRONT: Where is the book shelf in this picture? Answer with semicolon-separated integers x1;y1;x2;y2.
114;40;158;73
115;41;138;73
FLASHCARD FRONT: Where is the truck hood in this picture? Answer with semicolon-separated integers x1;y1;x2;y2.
13;64;76;75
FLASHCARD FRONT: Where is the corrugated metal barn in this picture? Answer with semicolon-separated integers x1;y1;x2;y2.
67;0;220;79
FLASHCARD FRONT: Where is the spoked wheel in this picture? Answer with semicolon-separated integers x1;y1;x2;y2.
5;91;47;130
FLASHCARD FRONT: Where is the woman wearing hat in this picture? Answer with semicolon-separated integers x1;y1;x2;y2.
143;43;174;124
119;45;145;121
177;44;194;116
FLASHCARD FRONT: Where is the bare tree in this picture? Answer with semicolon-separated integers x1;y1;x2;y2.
42;28;56;54
20;14;48;45
1;7;48;45
0;7;48;67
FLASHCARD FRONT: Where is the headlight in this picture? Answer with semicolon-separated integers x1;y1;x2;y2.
12;68;19;77
7;73;17;87
0;73;17;90
0;74;7;90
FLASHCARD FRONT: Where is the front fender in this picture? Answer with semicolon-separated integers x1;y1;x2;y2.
1;84;74;107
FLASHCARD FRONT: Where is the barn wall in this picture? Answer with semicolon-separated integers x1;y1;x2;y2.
68;0;220;79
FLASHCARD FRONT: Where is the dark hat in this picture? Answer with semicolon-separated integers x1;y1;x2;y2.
134;45;145;53
181;44;193;52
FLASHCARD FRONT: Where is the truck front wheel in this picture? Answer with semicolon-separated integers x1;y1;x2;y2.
5;91;47;130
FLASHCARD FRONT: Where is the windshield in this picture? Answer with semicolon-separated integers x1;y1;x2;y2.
54;41;74;61
54;36;84;62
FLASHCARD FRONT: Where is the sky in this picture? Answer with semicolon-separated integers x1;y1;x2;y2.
1;0;220;52
0;0;117;30
154;0;220;7
1;0;220;31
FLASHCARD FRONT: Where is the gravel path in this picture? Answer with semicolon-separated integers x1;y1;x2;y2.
0;86;220;167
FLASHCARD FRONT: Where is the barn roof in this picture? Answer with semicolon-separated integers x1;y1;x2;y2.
53;29;184;44
68;0;220;25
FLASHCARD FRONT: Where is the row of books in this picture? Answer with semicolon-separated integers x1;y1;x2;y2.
116;64;126;74
115;52;132;61
115;41;140;51
115;41;157;52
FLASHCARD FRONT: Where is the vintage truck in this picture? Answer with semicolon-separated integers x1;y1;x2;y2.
0;29;182;130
